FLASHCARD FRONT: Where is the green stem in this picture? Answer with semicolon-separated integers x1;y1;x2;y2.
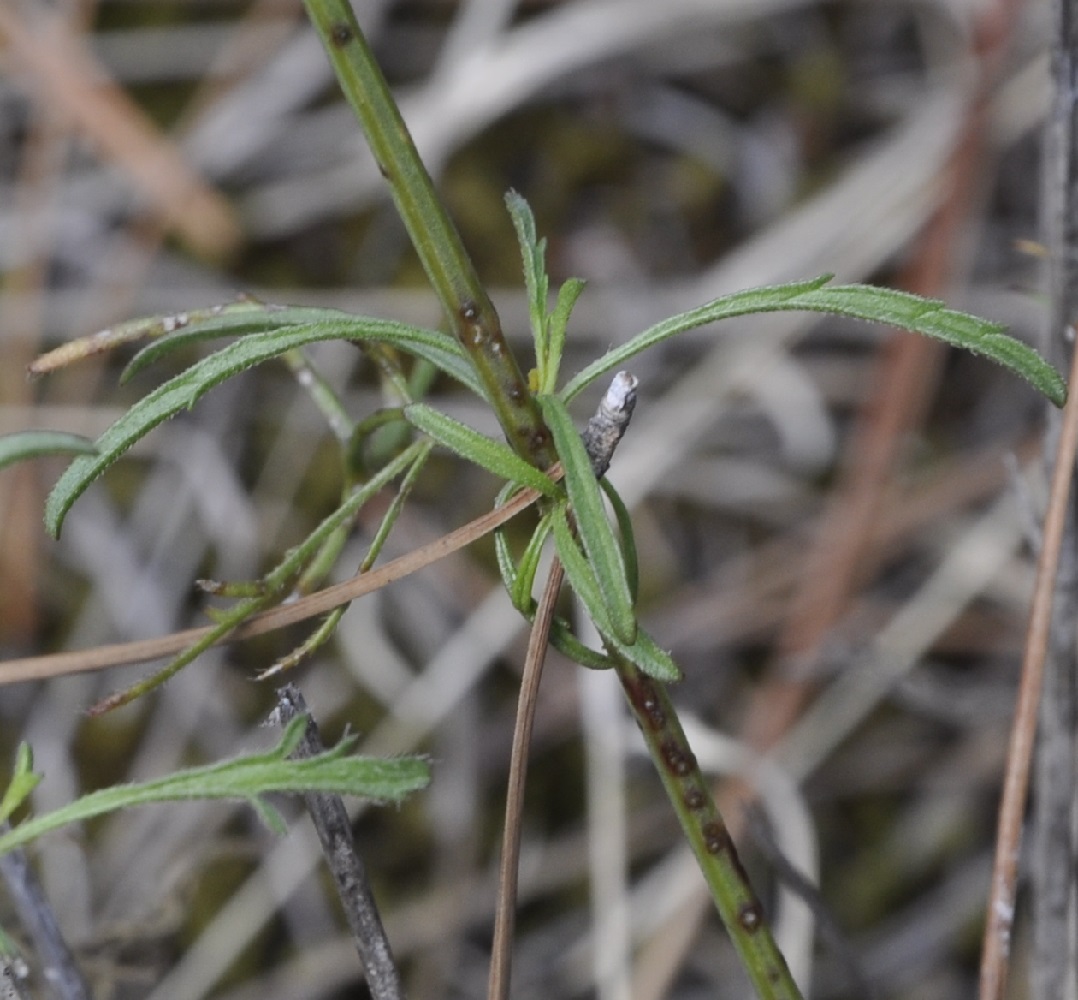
301;0;555;469
300;6;801;995
617;661;804;1000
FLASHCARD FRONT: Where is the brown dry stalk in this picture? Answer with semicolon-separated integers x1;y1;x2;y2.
0;483;545;686
487;559;564;1000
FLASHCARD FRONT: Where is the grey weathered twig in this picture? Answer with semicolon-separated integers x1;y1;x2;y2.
0;825;90;1000
275;685;404;1000
1032;2;1078;996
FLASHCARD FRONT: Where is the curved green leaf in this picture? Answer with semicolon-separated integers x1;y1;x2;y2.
120;304;357;382
44;320;483;537
552;510;678;680
0;431;96;471
511;512;555;611
404;403;558;496
561;276;1067;407
600;477;639;603
0;717;429;857
539;395;636;644
551;506;618;639
506;190;549;362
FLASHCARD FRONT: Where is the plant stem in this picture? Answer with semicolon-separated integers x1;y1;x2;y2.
488;559;564;1000
301;0;555;470
276;686;404;1000
616;663;803;1000
300;8;801;996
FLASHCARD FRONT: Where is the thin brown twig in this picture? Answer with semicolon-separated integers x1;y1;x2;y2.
0;480;548;685
979;341;1078;1000
487;557;564;1000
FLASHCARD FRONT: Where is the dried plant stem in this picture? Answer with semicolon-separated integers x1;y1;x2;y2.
275;686;403;1000
0;824;90;1000
979;342;1078;1000
0;480;547;685
488;559;564;1000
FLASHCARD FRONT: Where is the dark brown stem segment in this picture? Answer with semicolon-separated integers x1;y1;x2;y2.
276;685;404;1000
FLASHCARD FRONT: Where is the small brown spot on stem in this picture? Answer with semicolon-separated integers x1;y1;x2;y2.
330;22;353;45
702;821;730;854
660;739;694;777
684;788;705;810
738;901;763;932
460;300;480;322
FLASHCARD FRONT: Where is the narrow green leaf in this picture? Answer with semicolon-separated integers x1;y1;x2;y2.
511;512;555;612
609;626;681;682
404;403;558;496
29;299;274;376
506;190;550;368
0;744;41;824
0;431;96;471
0;717;429;857
44;321;482;538
543;277;586;393
548;618;615;669
600;477;639;603
248;795;289;835
538;395;636;644
551;507;618;639
550;511;674;678
120;305;356;382
561;275;1067;407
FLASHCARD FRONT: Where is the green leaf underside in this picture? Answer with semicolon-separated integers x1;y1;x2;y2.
0;431;96;471
538;395;636;645
600;477;639;603
45;320;484;537
552;510;679;680
0;717;429;857
404;403;558;497
561;276;1068;407
506;191;549;362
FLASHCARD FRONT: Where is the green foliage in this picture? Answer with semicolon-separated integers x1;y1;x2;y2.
0;431;96;471
44;317;481;538
404;402;559;496
0;744;40;825
539;394;637;645
0;717;429;856
561;276;1067;406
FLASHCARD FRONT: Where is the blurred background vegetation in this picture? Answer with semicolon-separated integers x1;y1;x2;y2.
0;1;1057;998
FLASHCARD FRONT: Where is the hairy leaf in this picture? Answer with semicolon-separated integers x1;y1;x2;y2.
45;320;483;537
0;717;429;857
562;276;1067;407
404;404;559;496
0;431;96;471
539;395;636;644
